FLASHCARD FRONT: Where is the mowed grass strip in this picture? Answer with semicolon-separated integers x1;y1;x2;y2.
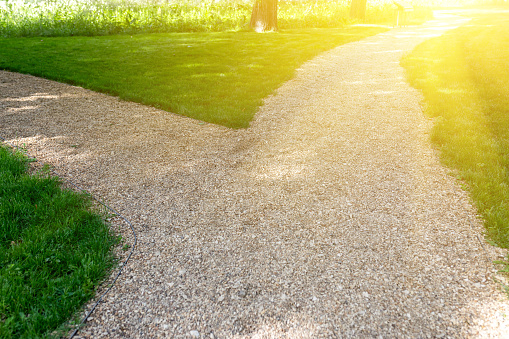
402;12;509;250
0;27;387;128
0;146;118;338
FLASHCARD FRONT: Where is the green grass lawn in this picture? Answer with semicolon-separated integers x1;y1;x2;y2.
0;26;387;128
402;12;509;251
0;146;118;338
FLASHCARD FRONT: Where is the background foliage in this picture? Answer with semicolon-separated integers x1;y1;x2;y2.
0;0;439;37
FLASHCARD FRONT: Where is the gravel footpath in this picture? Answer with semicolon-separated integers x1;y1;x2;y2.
2;11;509;338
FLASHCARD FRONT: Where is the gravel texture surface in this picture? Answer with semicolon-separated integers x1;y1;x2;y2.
1;11;509;338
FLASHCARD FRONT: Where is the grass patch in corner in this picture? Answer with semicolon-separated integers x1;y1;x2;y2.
0;26;387;128
0;145;118;338
401;12;509;249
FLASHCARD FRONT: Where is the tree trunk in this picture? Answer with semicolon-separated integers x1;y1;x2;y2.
250;0;278;32
349;0;367;20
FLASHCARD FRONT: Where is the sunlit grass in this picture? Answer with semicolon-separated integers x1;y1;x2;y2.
402;12;509;250
0;26;387;128
0;145;118;337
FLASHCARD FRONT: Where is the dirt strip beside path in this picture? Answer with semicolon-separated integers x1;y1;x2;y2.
1;10;509;338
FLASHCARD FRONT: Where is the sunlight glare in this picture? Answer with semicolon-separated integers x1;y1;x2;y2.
254;21;264;33
0;93;59;102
